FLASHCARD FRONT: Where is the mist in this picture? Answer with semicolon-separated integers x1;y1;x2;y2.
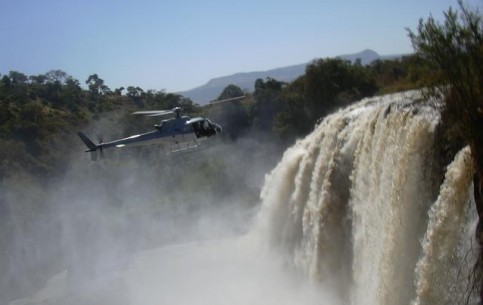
2;118;339;305
4;91;479;305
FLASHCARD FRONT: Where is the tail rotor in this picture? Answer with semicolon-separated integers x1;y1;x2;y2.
97;135;105;159
77;132;102;161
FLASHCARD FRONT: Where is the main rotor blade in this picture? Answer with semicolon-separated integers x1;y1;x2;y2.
132;110;174;117
204;95;246;107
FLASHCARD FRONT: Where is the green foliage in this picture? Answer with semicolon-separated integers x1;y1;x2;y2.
208;101;250;140
408;0;483;164
369;55;427;93
304;58;377;118
0;139;46;178
244;57;425;144
265;59;378;143
408;4;483;301
0;51;431;181
201;84;250;140
217;84;245;100
273;77;312;142
86;73;111;96
0;70;139;180
125;86;145;107
250;78;285;132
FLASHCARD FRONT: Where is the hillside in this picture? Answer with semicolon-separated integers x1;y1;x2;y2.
180;49;403;104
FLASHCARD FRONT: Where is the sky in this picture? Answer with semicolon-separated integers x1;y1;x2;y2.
0;0;481;93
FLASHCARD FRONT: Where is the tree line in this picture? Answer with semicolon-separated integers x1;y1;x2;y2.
0;53;427;181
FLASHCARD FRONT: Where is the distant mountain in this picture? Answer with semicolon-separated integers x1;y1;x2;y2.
180;49;403;104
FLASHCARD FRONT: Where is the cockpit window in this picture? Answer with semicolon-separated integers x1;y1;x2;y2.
191;119;217;138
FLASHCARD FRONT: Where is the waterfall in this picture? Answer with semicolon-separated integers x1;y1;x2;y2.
256;91;478;305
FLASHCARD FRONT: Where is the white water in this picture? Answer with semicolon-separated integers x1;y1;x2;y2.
9;91;479;305
257;91;479;305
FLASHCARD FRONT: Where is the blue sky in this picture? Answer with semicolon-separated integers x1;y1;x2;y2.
0;0;480;92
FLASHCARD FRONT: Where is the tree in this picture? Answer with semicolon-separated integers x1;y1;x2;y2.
217;84;244;100
126;86;145;106
251;78;285;132
4;71;29;104
273;77;312;142
29;74;47;85
270;59;377;144
208;85;249;140
1;75;11;90
369;56;421;92
408;1;483;301
8;71;28;84
62;78;83;112
304;58;377;121
114;87;125;96
44;70;71;85
85;74;111;96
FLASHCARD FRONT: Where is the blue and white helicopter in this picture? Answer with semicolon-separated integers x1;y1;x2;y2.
78;96;244;160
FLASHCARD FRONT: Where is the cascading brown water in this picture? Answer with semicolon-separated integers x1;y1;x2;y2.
257;91;479;305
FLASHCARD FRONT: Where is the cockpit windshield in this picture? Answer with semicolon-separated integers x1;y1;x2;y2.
192;119;218;138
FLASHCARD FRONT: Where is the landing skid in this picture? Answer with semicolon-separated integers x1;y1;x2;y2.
168;141;201;155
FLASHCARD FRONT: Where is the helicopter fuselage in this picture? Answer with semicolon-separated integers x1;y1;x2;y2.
78;96;246;160
78;115;222;160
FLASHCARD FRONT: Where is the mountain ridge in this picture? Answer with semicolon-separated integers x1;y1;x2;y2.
180;49;405;104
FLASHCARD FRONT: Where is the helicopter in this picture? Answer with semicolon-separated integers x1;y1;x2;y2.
78;96;245;160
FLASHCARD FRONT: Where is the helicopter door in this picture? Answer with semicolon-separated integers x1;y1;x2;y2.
191;121;204;138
